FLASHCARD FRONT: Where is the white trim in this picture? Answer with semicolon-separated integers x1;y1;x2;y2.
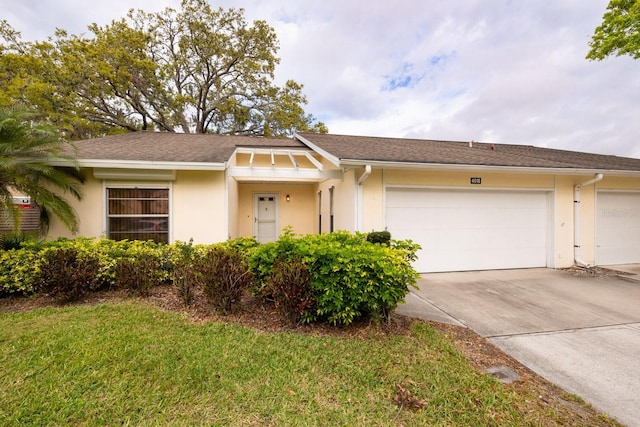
385;184;554;192
304;152;324;171
338;159;640;177
103;182;173;243
69;159;226;171
294;133;341;167
93;168;176;181
228;166;341;181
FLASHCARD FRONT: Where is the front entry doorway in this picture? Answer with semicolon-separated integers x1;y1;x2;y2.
254;193;279;243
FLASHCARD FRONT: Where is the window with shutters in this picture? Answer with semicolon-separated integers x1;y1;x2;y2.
106;187;169;243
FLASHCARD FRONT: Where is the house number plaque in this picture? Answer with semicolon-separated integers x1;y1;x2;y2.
470;177;482;184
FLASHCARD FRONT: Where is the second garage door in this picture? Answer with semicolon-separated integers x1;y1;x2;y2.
386;188;550;273
596;191;640;265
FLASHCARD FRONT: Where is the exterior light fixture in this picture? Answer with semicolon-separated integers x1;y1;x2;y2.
286;194;291;202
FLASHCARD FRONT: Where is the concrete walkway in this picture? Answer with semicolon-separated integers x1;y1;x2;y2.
396;267;640;427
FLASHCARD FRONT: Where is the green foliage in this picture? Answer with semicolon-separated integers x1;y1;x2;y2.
587;0;640;60
1;234;419;326
0;232;29;250
267;254;316;323
35;247;100;302
0;238;172;297
195;245;254;314
0;108;83;234
0;247;40;296
116;251;164;296
171;239;198;306
0;2;327;138
250;231;421;326
366;230;391;245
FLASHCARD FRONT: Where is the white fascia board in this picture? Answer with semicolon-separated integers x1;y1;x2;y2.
228;166;342;180
70;159;226;171
294;133;341;168
338;159;640;177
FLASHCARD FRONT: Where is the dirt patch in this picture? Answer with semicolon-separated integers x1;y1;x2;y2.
0;285;623;426
562;265;632;277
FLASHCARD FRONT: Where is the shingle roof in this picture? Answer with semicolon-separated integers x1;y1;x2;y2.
70;131;306;164
296;132;640;172
69;131;640;173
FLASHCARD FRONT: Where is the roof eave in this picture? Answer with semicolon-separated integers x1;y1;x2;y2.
53;159;227;171
338;159;640;176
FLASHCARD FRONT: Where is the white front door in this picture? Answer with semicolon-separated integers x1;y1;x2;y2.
254;194;279;243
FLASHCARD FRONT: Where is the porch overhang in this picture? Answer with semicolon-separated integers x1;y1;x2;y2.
228;167;342;182
229;147;342;182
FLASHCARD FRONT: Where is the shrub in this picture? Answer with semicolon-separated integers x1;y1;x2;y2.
116;252;164;296
196;245;253;314
366;230;391;245
268;254;316;323
0;248;40;296
171;240;198;306
0;232;30;250
36;247;100;302
250;231;421;326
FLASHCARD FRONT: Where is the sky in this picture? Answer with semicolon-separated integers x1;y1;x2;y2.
3;0;640;158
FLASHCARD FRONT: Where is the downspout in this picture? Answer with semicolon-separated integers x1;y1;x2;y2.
358;164;372;185
356;165;372;231
574;173;604;267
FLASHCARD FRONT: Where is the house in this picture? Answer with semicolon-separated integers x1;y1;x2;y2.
47;131;640;273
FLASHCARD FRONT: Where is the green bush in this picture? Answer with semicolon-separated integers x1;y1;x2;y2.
36;247;100;302
267;254;316;323
196;245;254;314
171;240;198;306
116;252;164;296
250;231;421;326
366;230;391;245
0;248;40;296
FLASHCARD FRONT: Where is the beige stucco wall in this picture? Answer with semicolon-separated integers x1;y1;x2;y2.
318;168;356;233
384;169;555;188
172;170;227;243
48;169;228;244
48;172;104;240
361;168;384;232
237;183;317;238
227;175;239;239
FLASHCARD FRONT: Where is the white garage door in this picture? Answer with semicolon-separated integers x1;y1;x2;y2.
597;191;640;265
386;188;549;273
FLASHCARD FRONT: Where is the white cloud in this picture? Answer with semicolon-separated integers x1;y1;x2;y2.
3;0;639;157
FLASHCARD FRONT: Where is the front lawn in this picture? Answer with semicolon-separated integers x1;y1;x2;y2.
0;301;620;426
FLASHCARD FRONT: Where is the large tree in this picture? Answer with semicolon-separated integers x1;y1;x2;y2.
0;109;83;234
0;0;326;138
587;0;640;60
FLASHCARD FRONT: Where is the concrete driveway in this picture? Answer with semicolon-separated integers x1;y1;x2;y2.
397;267;640;427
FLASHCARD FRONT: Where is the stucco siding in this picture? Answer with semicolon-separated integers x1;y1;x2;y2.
318;169;356;233
48;172;104;240
385;169;555;188
361;168;384;232
173;170;227;244
227;175;239;239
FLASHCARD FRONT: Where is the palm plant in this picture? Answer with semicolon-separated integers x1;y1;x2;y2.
0;109;83;236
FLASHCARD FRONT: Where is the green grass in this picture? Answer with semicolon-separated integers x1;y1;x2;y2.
0;302;598;426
